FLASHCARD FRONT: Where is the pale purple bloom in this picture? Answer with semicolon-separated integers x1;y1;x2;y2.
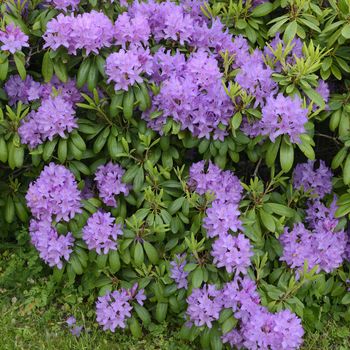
293;160;332;198
66;316;76;326
260;94;308;143
314;80;330;110
211;233;253;274
19;95;77;148
49;0;80;11
203;201;242;237
186;284;223;328
44;11;114;55
26;163;82;222
170;254;189;289
29;219;74;269
95;162;130;207
82;211;123;255
0;23;29;54
105;45;153;91
70;325;83;336
96;289;133;331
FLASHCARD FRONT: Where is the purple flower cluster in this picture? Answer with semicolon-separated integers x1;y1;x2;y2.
170;254;189;289
293;160;332;197
49;0;80;11
95;162;130;207
96;284;145;332
188;161;252;274
280;199;347;274
29;219;74;269
44;11;114;55
5;75;81;106
18;95;77;148
0;23;28;54
186;277;304;349
26;163;82;222
211;233;253;274
105;45;153;91
186;284;223;328
82;211;123;254
143;49;234;140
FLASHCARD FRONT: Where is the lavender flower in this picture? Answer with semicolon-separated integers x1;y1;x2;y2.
170;254;189;289
44;11;114;55
49;0;80;11
211;233;253;274
186;284;223;328
26;163;82;221
18;95;77;148
29;219;74;269
96;289;133;331
95;162;130;207
5;75;43;105
66;316;76;326
293;160;332;198
203;201;242;237
82;211;123;255
0;23;29;54
261;94;308;143
105;45;153;91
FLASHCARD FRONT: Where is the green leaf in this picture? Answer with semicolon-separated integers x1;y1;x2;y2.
53;60;68;82
192;268;203;288
259;209;276;232
343;154;350;185
251;2;273;17
108;250;121;273
14;53;26;80
264;203;294;217
303;88;325;109
129;317;142;339
134;242;144;267
143;241;159;264
266;137;281;167
155;302;168;323
42;51;54;83
168;197;185;215
283;21;297;42
134;304;151;325
341;23;350;39
341;293;350;305
280;137;294;173
221;316;237;334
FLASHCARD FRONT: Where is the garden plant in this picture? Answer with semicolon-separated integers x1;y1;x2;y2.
1;0;350;349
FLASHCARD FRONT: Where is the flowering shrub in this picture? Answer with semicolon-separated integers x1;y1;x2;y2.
1;0;350;349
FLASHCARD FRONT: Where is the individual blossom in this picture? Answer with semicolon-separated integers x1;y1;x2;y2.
222;329;244;349
105;45;153;91
170;254;189;289
96;289;133;331
236;49;277;107
293;160;332;198
95;162;130;207
127;283;147;306
5;75;43;105
305;198;338;231
314;80;330;110
203;201;242;237
186;284;223;328
211;233;253;274
279;223;316;271
0;23;29;54
82;211;123;255
18;95;77;148
241;307;304;350
44;11;114;55
29;219;74;269
49;0;80;11
260;93;308;143
26;163;82;221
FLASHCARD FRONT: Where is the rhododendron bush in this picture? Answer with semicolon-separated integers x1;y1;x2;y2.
1;0;350;348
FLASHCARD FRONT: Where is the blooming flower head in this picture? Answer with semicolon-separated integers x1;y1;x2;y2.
95;162;130;207
0;23;29;54
82;211;123;255
106;45;153;91
170;254;189;289
49;0;80;11
186;284;223;328
44;11;114;55
5;75;43;105
293;160;332;198
211;233;253;274
18;95;77;148
260;94;308;143
29;219;74;269
96;289;133;331
26;163;82;221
